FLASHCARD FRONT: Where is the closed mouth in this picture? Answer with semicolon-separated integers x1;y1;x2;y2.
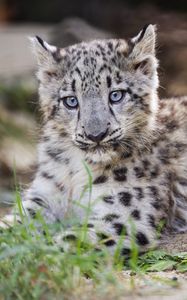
75;139;121;153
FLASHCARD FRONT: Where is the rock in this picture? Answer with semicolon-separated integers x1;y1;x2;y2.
50;17;116;48
0;24;51;79
160;232;187;253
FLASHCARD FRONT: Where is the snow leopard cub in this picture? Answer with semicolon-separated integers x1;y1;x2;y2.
1;24;187;254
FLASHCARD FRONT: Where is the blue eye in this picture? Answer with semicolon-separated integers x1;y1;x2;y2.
109;90;124;103
62;96;79;109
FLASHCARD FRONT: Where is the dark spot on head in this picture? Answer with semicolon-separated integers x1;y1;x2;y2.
71;79;75;92
118;192;132;206
108;42;113;52
115;71;123;84
75;67;82;79
126;87;132;94
106;76;112;88
136;232;149;246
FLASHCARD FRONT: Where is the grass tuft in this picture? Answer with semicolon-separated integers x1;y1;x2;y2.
0;165;187;299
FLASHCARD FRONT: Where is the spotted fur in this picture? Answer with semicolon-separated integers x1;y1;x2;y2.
1;25;187;254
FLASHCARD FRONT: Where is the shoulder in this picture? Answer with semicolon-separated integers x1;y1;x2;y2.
158;96;187;122
157;96;187;140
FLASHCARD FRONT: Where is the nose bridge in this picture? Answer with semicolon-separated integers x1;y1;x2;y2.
83;99;108;136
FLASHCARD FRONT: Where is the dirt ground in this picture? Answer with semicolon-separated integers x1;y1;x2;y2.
1;204;187;300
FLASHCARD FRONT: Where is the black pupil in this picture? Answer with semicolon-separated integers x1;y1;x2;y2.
68;97;77;106
112;91;122;101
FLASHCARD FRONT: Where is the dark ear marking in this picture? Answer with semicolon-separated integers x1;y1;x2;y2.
129;24;156;57
134;58;149;70
136;24;150;43
134;58;152;76
127;38;134;55
128;24;149;54
36;36;48;51
35;36;62;62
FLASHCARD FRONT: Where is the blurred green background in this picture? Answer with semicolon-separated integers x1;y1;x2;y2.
0;0;187;204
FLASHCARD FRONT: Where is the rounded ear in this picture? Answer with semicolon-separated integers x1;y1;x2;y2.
29;36;62;66
128;25;158;80
130;24;157;58
29;36;66;82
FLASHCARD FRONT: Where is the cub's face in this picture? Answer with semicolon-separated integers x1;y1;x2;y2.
31;25;158;162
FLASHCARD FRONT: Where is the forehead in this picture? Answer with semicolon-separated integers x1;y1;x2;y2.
63;39;129;75
59;39;129;94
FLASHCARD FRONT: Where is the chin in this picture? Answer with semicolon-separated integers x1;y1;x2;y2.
84;147;119;164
